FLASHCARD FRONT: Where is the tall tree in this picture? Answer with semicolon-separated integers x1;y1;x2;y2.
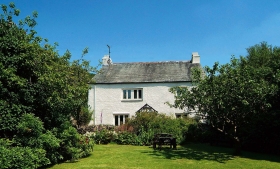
0;3;95;166
0;3;96;135
169;42;280;154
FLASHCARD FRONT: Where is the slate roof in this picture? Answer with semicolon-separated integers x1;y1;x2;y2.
93;61;201;84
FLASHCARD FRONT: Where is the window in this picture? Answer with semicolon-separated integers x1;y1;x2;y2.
122;88;143;100
123;90;126;99
176;113;188;119
114;114;129;126
134;90;137;99
176;114;182;118
128;90;131;99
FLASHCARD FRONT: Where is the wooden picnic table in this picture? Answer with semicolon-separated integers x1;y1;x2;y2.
152;133;177;150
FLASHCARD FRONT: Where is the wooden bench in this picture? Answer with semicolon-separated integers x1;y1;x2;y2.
152;133;177;150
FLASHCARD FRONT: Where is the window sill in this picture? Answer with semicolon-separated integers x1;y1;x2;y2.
121;99;143;102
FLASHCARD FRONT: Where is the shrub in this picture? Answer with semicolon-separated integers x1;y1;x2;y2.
0;139;50;169
137;126;154;145
125;112;198;145
91;129;115;144
14;114;57;147
54;123;94;161
40;130;62;164
78;135;94;158
114;132;139;145
2;113;85;167
73;105;93;128
14;114;62;164
183;123;212;143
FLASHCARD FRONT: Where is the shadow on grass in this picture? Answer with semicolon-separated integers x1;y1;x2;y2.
142;143;235;163
238;149;280;164
142;143;280;164
41;154;94;169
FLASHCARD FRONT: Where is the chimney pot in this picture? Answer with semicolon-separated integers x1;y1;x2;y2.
102;55;112;66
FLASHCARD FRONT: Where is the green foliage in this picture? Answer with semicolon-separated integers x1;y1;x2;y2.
13;114;62;164
170;42;280;154
74;105;93;128
125;111;196;145
114;132;139;145
53;123;94;161
137;126;154;145
0;139;50;169
183;123;212;143
128;111;158;132
0;2;95;167
78;135;94;158
15;114;46;147
39;130;62;164
0;2;96;135
91;129;115;144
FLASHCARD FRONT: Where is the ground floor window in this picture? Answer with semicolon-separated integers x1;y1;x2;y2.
114;114;129;126
176;113;188;119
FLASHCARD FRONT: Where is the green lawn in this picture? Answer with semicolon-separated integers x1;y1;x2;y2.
49;143;280;169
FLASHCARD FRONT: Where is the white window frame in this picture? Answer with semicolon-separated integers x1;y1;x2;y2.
122;88;143;101
113;113;129;126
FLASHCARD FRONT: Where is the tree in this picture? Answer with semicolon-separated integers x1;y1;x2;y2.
0;2;95;167
240;43;280;154
0;2;96;134
67;49;95;128
169;42;280;154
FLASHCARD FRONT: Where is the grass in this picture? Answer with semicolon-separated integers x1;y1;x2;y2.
48;143;280;169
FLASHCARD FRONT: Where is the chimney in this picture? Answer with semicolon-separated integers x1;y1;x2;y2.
102;55;112;66
191;52;200;63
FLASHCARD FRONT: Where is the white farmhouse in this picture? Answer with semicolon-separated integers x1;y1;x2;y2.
88;52;201;125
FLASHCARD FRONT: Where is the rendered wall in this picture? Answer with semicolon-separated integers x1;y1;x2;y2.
88;82;192;125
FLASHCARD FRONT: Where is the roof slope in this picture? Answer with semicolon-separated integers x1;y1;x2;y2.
93;61;201;84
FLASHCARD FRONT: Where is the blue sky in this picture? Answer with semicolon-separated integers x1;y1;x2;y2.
2;0;280;68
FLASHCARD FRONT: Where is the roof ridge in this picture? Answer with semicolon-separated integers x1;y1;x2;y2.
111;60;191;65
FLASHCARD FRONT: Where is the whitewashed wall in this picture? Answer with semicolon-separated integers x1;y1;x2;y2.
88;82;192;125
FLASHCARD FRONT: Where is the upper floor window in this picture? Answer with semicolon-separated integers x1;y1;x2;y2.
122;88;143;101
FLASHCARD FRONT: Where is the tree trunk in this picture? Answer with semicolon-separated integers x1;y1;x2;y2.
232;125;242;155
233;137;241;155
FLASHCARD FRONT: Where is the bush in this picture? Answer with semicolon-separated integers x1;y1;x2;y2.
40;130;62;164
114;132;139;145
54;123;94;162
0;139;50;169
183;123;212;143
124;112;197;145
14;114;59;147
13;114;62;164
13;115;94;164
73;105;93;128
91;129;115;144
137;126;154;145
